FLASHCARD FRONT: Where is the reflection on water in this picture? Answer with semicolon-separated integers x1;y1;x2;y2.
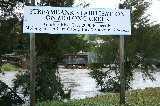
1;69;160;100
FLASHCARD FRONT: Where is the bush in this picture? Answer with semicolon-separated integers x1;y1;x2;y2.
1;63;22;71
1;63;16;71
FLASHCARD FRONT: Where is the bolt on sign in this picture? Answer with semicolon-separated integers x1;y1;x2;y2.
23;6;131;35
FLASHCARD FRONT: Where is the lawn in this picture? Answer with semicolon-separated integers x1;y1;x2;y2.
36;87;160;106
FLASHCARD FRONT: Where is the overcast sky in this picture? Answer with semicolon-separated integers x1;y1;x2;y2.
73;0;160;24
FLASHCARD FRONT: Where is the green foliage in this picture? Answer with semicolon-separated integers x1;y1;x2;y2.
13;56;66;101
36;87;160;106
89;0;160;93
0;18;20;55
89;36;132;92
13;34;89;102
36;34;89;57
0;81;24;105
0;63;22;71
124;0;150;26
0;0;24;55
12;0;90;102
89;68;131;93
0;0;17;17
1;63;15;71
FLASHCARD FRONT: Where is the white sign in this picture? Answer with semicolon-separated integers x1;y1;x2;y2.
23;6;131;35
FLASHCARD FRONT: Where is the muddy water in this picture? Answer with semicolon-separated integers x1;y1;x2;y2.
58;68;101;99
1;69;160;100
0;71;17;88
131;71;160;89
58;68;160;99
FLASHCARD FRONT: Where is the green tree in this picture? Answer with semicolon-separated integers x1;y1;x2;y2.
13;0;90;102
0;0;18;55
90;0;160;92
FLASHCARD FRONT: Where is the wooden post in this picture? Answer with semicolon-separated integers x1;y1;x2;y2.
30;0;35;106
30;33;35;106
119;4;125;105
119;35;125;104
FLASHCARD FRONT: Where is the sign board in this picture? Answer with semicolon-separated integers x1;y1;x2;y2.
23;6;131;35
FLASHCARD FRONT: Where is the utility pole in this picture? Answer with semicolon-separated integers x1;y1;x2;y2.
30;0;35;105
119;4;125;105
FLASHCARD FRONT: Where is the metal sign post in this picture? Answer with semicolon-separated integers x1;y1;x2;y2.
30;0;35;106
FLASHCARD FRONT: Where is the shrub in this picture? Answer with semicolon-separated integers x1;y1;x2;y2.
1;63;16;71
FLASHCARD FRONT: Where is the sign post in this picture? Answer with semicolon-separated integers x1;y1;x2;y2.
30;33;35;106
119;35;125;104
119;4;126;105
30;0;35;106
23;6;131;106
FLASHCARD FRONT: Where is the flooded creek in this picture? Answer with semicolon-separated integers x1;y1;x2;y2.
1;68;160;100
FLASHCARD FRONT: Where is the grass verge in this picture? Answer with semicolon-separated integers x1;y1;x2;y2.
36;87;160;106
